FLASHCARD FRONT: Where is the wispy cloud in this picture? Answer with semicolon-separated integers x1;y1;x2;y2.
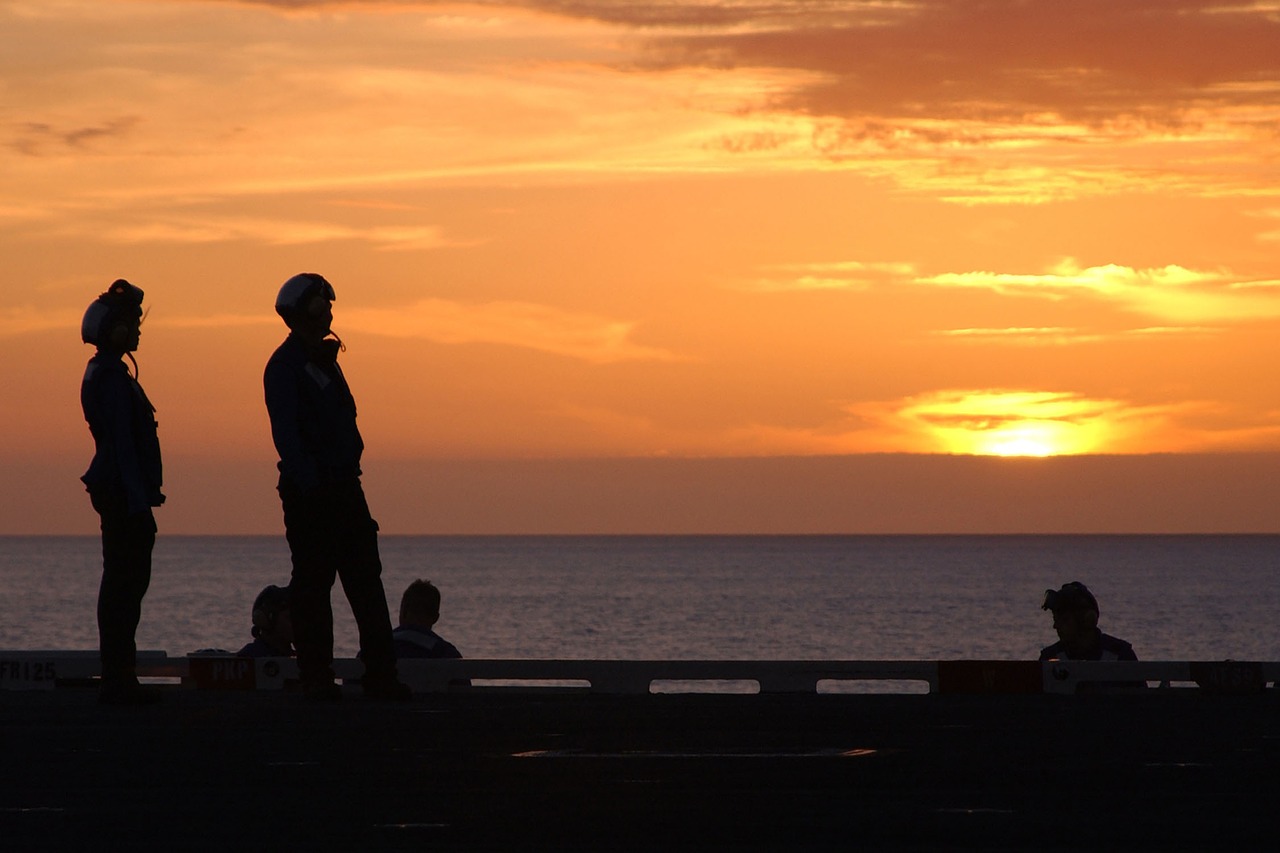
162;312;278;330
343;298;680;363
937;326;1227;346
0;306;80;338
1252;209;1280;242
10;1;1279;210
936;327;1108;346
576;0;1280;202
742;260;915;292
160;297;679;363
90;216;463;252
916;259;1280;323
9;117;141;156
631;1;1280;121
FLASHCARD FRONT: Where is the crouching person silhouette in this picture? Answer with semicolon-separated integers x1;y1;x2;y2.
237;585;295;658
80;280;164;705
394;580;462;660
264;273;410;701
1040;581;1144;692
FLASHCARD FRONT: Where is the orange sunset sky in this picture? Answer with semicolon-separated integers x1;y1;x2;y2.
4;0;1280;534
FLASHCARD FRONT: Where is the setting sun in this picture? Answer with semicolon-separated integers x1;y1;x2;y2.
981;429;1061;458
889;391;1114;457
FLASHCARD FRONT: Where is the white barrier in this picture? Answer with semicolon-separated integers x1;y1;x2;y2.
3;652;1278;695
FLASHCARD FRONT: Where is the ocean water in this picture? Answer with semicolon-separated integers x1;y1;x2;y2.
1;535;1277;664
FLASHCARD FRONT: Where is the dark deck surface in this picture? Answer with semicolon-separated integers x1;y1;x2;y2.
3;687;1278;851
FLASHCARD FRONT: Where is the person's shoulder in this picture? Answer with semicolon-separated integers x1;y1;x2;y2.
392;637;429;658
394;626;462;659
392;626;433;658
1099;633;1137;660
264;337;304;384
1038;640;1065;661
83;354;124;384
266;335;303;366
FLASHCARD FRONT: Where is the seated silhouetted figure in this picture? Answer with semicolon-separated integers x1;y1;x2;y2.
1040;581;1143;691
393;580;462;660
237;585;295;658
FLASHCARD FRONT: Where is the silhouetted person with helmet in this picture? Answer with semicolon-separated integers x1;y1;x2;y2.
80;279;164;705
1040;581;1143;692
1039;582;1137;662
264;273;410;702
237;585;295;658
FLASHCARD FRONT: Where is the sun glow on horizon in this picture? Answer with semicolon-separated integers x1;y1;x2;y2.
894;391;1117;457
978;423;1069;457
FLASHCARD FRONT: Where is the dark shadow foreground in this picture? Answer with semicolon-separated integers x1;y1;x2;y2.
2;688;1277;851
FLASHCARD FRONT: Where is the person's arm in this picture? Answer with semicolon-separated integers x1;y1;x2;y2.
264;357;320;491
100;371;153;516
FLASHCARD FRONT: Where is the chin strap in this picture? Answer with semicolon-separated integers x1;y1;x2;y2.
313;334;346;367
124;351;139;380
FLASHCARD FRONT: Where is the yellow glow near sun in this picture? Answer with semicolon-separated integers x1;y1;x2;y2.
977;423;1066;457
897;390;1114;456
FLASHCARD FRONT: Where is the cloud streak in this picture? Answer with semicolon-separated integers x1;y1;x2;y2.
342;298;681;363
155;297;677;363
916;260;1280;323
0;306;80;338
935;326;1224;346
9;117;141;156
742;260;915;292
10;1;1279;209
91;216;463;252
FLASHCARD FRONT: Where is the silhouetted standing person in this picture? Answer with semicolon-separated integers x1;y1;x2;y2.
264;273;409;701
80;279;164;705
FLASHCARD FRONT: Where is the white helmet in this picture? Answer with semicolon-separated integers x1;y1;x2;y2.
81;279;144;346
275;273;335;323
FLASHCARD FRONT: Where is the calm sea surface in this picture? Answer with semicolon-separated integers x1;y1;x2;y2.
1;535;1277;663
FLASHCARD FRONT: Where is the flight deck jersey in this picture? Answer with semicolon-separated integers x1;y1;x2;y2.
263;333;364;492
80;353;163;515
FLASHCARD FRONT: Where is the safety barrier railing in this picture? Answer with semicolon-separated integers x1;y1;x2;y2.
2;651;1278;695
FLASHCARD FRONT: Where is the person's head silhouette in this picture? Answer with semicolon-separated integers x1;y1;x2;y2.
1042;581;1100;652
82;279;145;355
399;579;442;629
275;273;339;346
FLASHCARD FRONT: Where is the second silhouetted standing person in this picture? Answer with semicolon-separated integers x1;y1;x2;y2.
80;279;165;705
264;273;410;701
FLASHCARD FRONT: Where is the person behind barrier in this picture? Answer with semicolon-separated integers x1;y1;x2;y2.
1039;582;1137;662
237;585;295;658
1039;582;1144;691
263;273;410;702
393;580;462;660
80;279;165;706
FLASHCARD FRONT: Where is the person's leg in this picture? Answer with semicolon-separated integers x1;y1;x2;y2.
282;484;339;694
333;483;407;698
94;493;158;704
